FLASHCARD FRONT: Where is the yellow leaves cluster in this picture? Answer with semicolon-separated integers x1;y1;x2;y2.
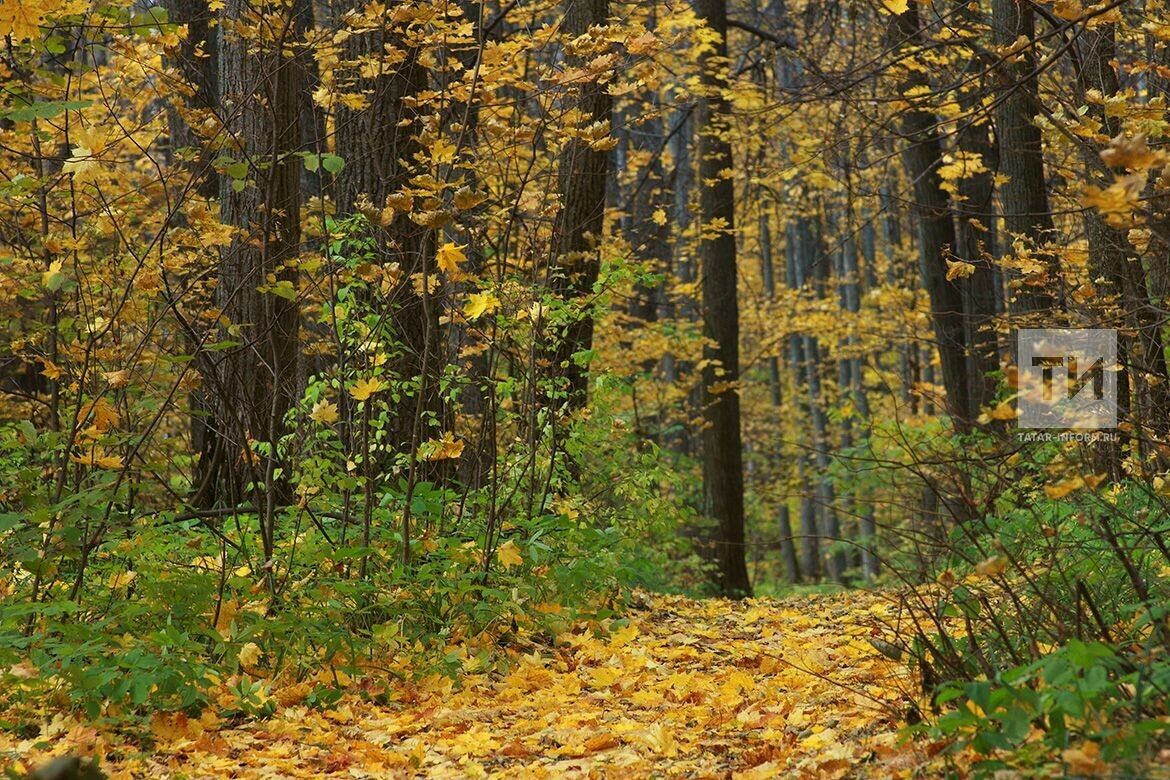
1081;173;1145;228
418;431;464;461
937;151;988;197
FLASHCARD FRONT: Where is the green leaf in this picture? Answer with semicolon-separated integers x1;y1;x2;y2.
3;100;93;122
321;154;345;174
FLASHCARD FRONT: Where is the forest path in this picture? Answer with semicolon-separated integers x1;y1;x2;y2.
8;592;938;778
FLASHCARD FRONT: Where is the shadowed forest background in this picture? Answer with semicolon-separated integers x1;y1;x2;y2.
2;0;1170;773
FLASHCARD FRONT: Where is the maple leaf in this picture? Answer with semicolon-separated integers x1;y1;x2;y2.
464;291;500;320
0;0;46;41
436;242;467;275
310;399;339;424
419;431;465;461
350;377;384;401
62;146;100;183
497;539;523;569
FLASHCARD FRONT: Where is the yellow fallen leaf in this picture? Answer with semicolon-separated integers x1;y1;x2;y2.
238;642;262;669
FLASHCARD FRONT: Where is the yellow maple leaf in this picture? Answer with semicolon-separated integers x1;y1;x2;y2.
350;377;384;401
497;539;523;569
945;259;976;281
464;291;500;320
0;0;46;41
436;242;467;275
62;146;100;184
975;555;1007;577
1045;475;1085;499
310;399;339;424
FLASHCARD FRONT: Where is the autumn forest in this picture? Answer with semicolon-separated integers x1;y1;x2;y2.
1;0;1170;774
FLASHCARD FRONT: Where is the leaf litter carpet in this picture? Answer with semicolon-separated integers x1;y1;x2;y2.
3;591;939;777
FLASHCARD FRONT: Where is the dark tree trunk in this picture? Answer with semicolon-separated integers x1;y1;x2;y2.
1076;25;1170;456
954;93;1000;415
550;0;611;410
697;0;752;598
209;0;302;540
162;0;218;199
889;2;972;431
991;0;1059;314
332;0;440;462
161;0;220;507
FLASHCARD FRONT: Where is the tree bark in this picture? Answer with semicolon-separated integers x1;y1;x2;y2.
550;0;611;410
991;0;1059;314
697;0;752;597
210;0;302;531
889;2;972;431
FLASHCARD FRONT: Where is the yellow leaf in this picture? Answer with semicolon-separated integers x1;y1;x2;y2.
881;0;908;14
350;377;384;401
453;186;486;210
464;291;500;320
42;259;65;290
652;208;667;226
975;556;1007;577
103;369;131;388
61;146;99;183
1053;0;1084;20
945;259;976;281
497;539;523;569
419;431;465;461
1045;476;1085;499
238;641;262;669
985;401;1017;421
310;399;339;424
0;0;47;40
106;570;137;589
436;242;467;275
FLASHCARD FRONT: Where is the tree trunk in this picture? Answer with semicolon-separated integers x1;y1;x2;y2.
1076;25;1170;457
991;0;1059;315
697;0;752;598
550;0;611;409
211;0;302;536
889;2;972;431
332;0;440;464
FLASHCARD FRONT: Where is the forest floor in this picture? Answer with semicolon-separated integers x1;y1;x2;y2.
2;592;951;778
